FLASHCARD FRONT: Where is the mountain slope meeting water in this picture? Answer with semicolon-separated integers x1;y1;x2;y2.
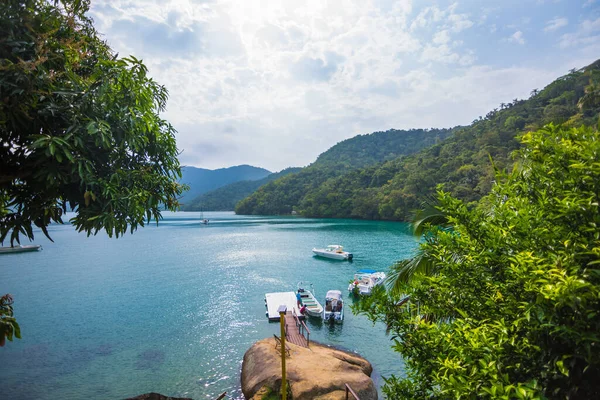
235;128;454;215
236;59;600;221
184;167;302;211
179;165;271;206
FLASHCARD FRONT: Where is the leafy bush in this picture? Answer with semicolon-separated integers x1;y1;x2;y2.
357;124;600;398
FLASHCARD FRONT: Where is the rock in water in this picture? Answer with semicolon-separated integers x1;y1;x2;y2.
241;338;377;400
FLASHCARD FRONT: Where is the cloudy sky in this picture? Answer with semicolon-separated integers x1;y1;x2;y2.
89;0;600;172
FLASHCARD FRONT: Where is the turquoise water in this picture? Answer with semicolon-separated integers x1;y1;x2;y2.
0;212;418;399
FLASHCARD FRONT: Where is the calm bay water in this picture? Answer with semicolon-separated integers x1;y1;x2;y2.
0;212;418;399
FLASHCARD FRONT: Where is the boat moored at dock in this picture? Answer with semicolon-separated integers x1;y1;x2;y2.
297;282;323;318
348;269;386;295
323;290;344;323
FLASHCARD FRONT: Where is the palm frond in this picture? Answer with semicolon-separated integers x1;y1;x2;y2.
411;204;449;237
386;250;437;294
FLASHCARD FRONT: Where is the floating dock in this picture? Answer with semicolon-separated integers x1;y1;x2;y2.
265;291;303;321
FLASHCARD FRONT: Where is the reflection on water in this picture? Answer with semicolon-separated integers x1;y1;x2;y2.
0;211;415;399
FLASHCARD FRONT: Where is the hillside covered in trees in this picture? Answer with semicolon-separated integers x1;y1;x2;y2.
184;167;301;211
236;60;600;220
235;128;454;215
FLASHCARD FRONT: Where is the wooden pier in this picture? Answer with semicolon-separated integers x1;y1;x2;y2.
265;291;310;348
284;310;310;348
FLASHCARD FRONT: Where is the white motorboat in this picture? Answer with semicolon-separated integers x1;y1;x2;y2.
297;282;323;318
323;290;344;323
312;245;353;260
348;269;386;295
0;245;42;254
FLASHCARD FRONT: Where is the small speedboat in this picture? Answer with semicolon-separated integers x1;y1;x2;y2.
323;290;344;323
297;282;323;318
0;245;42;254
348;269;386;295
312;245;353;260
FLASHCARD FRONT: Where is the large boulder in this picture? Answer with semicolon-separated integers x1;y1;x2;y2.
241;338;377;400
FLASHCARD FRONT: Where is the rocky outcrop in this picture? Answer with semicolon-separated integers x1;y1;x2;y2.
241;338;377;400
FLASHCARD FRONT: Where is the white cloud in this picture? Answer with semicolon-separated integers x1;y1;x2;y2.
86;0;594;171
433;29;451;44
410;3;473;33
409;4;476;67
508;30;525;45
420;31;476;66
544;17;568;32
559;17;600;49
583;0;597;7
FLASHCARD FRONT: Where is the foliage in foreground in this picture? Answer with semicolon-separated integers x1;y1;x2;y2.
0;0;185;246
0;0;185;346
356;124;600;398
0;294;20;347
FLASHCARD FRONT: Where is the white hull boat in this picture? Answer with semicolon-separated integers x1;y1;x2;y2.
348;269;386;295
312;245;353;260
323;290;344;323
0;245;42;254
297;282;323;318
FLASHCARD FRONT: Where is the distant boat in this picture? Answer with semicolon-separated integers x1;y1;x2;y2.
348;269;386;295
297;282;323;318
0;245;42;254
312;245;353;260
323;290;344;323
200;209;209;225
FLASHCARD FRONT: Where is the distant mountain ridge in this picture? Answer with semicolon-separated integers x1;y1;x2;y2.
236;59;600;220
183;167;302;211
235;128;454;215
179;165;271;206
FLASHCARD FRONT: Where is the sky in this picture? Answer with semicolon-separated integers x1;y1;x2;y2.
89;0;600;172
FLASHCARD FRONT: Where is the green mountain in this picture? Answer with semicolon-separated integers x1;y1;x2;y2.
179;165;271;207
183;167;302;211
235;128;454;215
236;60;600;220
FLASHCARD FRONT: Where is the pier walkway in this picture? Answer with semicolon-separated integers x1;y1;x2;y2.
264;291;310;348
284;310;310;348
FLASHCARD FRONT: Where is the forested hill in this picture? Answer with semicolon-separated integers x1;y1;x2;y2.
236;59;600;220
179;165;271;206
313;128;452;169
183;167;302;211
235;128;454;215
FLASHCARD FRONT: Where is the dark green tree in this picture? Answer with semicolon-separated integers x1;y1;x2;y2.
0;0;185;344
357;124;600;398
578;70;600;121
